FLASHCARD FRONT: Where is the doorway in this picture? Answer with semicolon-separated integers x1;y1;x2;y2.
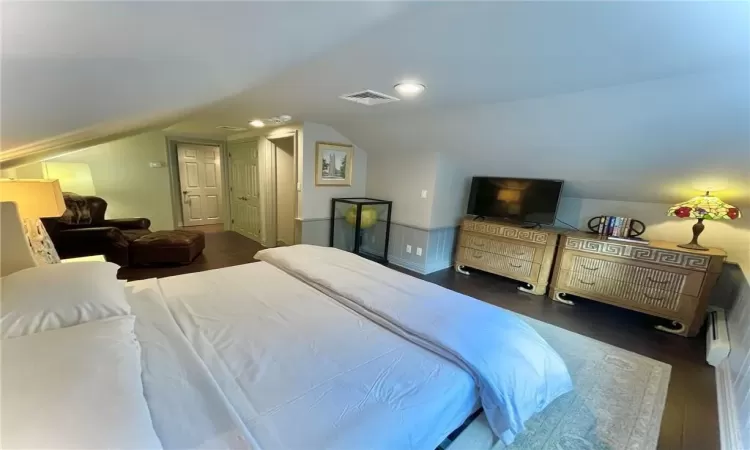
226;130;299;248
176;143;224;227
271;136;295;246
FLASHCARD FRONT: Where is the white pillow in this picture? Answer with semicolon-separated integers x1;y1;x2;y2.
0;261;130;339
1;315;163;449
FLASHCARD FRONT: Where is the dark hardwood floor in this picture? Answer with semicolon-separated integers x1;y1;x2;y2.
119;231;718;450
117;230;266;281
411;268;718;450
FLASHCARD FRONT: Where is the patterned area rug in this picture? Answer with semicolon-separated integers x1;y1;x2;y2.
445;315;671;450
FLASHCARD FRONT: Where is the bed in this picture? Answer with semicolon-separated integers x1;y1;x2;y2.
1;241;572;450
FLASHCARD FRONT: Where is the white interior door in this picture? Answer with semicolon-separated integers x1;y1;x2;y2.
228;140;262;242
177;144;223;226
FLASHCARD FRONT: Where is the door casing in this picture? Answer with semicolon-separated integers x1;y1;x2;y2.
166;137;229;230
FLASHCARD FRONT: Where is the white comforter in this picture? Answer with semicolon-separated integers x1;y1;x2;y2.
126;279;258;449
256;245;573;445
157;263;479;450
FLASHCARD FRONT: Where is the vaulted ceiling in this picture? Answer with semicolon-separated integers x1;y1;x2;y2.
3;1;748;203
166;1;749;130
1;1;408;160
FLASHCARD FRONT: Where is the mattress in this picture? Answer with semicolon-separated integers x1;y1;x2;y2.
125;279;258;449
157;262;479;450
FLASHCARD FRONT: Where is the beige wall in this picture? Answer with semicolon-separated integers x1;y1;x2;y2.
300;122;366;219
0;168;18;178
274;137;295;245
39;131;175;231
366;151;439;228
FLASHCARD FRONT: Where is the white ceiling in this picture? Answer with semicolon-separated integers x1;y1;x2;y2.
0;1;407;154
337;68;750;205
3;1;748;205
164;1;750;204
167;1;749;134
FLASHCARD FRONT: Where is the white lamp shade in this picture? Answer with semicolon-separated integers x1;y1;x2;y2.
0;179;66;219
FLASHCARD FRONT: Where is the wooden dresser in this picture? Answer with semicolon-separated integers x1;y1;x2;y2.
455;218;560;295
550;234;726;337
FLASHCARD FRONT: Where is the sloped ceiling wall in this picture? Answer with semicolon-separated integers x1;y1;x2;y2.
0;1;407;165
335;68;750;212
157;1;749;218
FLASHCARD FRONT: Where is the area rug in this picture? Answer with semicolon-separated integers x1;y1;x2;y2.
445;315;671;450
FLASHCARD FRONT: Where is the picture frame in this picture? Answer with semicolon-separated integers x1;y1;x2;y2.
315;142;354;186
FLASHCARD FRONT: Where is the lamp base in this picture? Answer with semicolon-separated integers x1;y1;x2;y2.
22;218;61;264
677;242;709;251
678;218;708;251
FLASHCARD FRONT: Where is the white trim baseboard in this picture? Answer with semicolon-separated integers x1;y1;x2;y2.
716;360;743;450
425;260;453;274
388;255;428;275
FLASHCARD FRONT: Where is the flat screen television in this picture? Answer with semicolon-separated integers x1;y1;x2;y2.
466;177;564;225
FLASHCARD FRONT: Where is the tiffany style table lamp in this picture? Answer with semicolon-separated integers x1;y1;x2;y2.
667;191;741;251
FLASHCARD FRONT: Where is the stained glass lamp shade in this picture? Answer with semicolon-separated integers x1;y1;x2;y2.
667;192;741;250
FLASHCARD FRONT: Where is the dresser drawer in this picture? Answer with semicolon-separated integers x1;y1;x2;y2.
557;269;697;318
457;247;540;280
560;251;704;296
460;232;538;262
462;220;549;244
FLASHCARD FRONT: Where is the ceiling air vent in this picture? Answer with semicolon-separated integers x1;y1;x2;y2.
339;90;400;106
216;125;246;131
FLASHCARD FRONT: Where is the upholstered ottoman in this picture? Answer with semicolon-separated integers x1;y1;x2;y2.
130;230;205;266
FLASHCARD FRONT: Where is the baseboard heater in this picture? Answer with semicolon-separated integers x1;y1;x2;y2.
706;308;730;367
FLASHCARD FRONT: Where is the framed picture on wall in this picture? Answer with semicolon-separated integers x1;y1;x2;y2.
315;142;354;186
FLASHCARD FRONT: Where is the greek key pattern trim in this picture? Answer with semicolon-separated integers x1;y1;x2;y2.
564;238;710;270
463;221;548;244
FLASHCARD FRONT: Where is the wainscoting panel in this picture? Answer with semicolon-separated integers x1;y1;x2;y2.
425;227;459;273
386;223;430;273
299;218;457;275
717;264;750;450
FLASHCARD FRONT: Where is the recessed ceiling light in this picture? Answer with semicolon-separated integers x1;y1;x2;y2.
278;114;292;122
249;120;265;128
394;82;425;97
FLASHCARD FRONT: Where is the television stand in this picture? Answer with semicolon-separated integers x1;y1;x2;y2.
454;217;560;296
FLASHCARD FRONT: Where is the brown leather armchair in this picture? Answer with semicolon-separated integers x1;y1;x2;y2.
41;193;151;266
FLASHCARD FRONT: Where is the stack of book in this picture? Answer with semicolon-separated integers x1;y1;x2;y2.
596;216;635;238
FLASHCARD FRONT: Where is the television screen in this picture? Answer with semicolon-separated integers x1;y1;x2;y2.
466;177;563;225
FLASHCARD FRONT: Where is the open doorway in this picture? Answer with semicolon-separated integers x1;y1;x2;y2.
226;130;298;248
271;136;295;246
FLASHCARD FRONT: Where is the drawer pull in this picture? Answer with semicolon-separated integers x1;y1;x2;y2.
644;293;664;301
578;279;596;286
647;277;668;284
510;263;522;268
473;241;485;247
512;251;525;256
581;265;599;271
